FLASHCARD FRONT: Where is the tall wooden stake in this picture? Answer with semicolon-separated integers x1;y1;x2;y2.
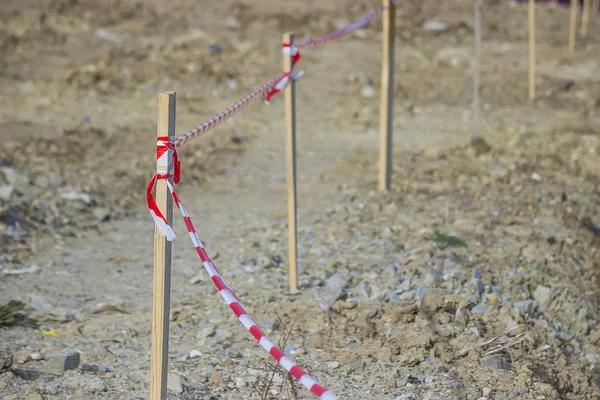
283;32;298;293
570;0;578;51
529;0;536;101
378;0;396;192
150;92;176;400
582;0;591;38
473;0;482;138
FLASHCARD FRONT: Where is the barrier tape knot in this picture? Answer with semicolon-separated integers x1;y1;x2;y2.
264;42;304;104
147;135;180;241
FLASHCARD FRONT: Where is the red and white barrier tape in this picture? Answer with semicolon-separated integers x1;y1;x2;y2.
147;136;180;240
175;73;287;148
265;42;304;104
164;180;339;400
296;1;396;48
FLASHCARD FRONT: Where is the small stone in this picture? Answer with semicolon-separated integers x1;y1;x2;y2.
189;350;202;359
361;86;375;98
167;373;184;393
80;363;112;372
315;269;349;311
531;172;543;182
0;345;13;371
423;20;448;32
235;377;246;388
482;387;492;396
479;355;511;371
533;286;552;307
471;304;489;314
60;190;91;204
207;43;222;55
44;348;80;376
92;207;110;221
29;353;44;361
79;375;107;393
514;300;537;316
328;361;341;370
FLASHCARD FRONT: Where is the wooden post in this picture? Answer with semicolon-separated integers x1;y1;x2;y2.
582;0;591;38
570;0;578;51
150;92;176;400
529;0;536;101
283;32;298;294
473;0;482;138
593;0;599;15
378;0;396;191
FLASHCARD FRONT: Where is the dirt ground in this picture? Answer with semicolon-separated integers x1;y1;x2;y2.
1;0;600;399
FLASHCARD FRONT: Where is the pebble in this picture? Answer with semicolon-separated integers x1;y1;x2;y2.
471;304;489;314
328;361;341;370
531;172;543;182
79;375;107;393
533;286;552;306
235;377;246;388
80;363;112;372
189;350;202;359
0;345;13;371
514;300;537;316
315;269;349;311
44;348;80;376
423;20;448;32
482;387;492;396
29;353;44;361
167;373;184;393
479;355;511;371
361;86;375;98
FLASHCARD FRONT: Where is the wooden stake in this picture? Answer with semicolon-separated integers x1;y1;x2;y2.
582;0;591;38
150;92;176;400
570;0;578;51
473;0;482;138
283;32;298;294
378;0;396;192
529;0;536;101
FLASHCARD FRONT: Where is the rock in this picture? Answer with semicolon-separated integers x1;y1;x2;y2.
479;355;511;371
315;269;349;311
235;377;246;388
0;345;13;371
471;304;489;314
328;361;341;369
2;265;41;275
482;387;492;397
206;43;222;55
361;86;375;98
60;190;91;204
533;286;552;307
44;348;80;376
167;373;184;393
189;350;202;359
92;207;111;221
80;363;112;372
418;289;444;318
29;352;44;361
0;184;13;201
514;300;537;316
79;375;107;393
423;20;448;32
531;172;543;182
94;29;123;43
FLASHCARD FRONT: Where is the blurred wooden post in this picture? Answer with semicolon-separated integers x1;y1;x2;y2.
529;0;536;101
378;0;396;191
283;32;298;293
593;0;599;15
473;0;482;138
570;0;578;51
582;0;591;38
150;92;176;400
